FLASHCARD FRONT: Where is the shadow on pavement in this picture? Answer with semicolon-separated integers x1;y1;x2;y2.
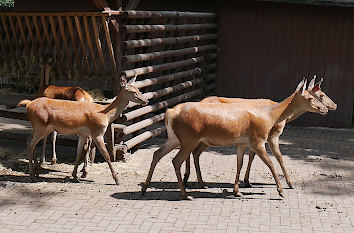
141;181;276;190
0;174;94;184
111;190;281;201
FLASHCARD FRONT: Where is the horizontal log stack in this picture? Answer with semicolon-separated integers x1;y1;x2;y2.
109;10;218;159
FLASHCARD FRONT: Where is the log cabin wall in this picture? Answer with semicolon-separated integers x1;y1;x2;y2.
216;1;354;128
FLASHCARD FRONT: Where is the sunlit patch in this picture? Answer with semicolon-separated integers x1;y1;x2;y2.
278;139;294;145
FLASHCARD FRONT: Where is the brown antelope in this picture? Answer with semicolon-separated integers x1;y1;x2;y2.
141;80;328;199
18;76;148;183
183;76;337;189
37;54;94;166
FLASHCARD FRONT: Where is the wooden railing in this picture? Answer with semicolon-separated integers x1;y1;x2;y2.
0;11;121;81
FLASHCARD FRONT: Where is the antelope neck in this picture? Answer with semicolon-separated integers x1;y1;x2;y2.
102;90;130;124
268;92;300;124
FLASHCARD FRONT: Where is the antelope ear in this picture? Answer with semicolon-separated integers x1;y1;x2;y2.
128;74;137;85
308;75;316;90
296;79;304;92
301;79;307;95
120;76;127;87
312;78;323;92
316;77;323;87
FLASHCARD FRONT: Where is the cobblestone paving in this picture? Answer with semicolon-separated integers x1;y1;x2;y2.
0;125;353;233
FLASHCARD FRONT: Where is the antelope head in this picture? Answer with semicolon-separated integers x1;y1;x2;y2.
120;75;149;106
294;79;328;115
308;75;337;111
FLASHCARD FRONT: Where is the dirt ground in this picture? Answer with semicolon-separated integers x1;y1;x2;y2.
0;118;353;232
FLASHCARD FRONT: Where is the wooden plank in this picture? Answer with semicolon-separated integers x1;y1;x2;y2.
24;16;37;55
320;7;336;127
111;15;124;94
40;15;53;52
32;15;45;54
123;34;217;48
101;15;117;73
123;113;165;135
123;126;166;151
1;16;18;69
57;15;76;77
15;16;30;55
83;16;99;76
330;9;346;127
122;23;217;34
74;16;91;74
123;11;217;19
0;12;112;16
0;30;11;70
122;57;204;78
127;78;204;108
123;44;217;63
48;16;64;66
91;16;106;77
339;9;354;127
65;16;84;77
8;16;21;57
120;88;203;122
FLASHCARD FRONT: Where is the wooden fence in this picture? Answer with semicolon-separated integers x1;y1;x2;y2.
0;10;218;160
0;11;119;81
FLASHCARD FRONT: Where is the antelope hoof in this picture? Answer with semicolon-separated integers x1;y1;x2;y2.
34;167;40;177
81;171;88;178
181;194;193;200
141;186;147;195
279;192;285;198
113;177;119;185
73;178;81;183
242;181;252;188
233;190;243;197
51;159;57;164
288;182;294;189
198;182;208;189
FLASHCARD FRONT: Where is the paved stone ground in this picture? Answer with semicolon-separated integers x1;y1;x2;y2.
0;118;353;232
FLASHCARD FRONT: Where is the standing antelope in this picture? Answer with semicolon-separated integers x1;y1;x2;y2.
18;76;148;183
37;54;94;167
141;80;328;199
183;76;337;189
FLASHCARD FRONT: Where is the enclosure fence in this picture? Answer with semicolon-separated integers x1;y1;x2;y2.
0;10;218;160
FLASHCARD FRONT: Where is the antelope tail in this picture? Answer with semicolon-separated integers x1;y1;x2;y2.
17;99;32;107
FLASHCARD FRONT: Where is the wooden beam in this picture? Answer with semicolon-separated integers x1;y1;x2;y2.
125;0;140;10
